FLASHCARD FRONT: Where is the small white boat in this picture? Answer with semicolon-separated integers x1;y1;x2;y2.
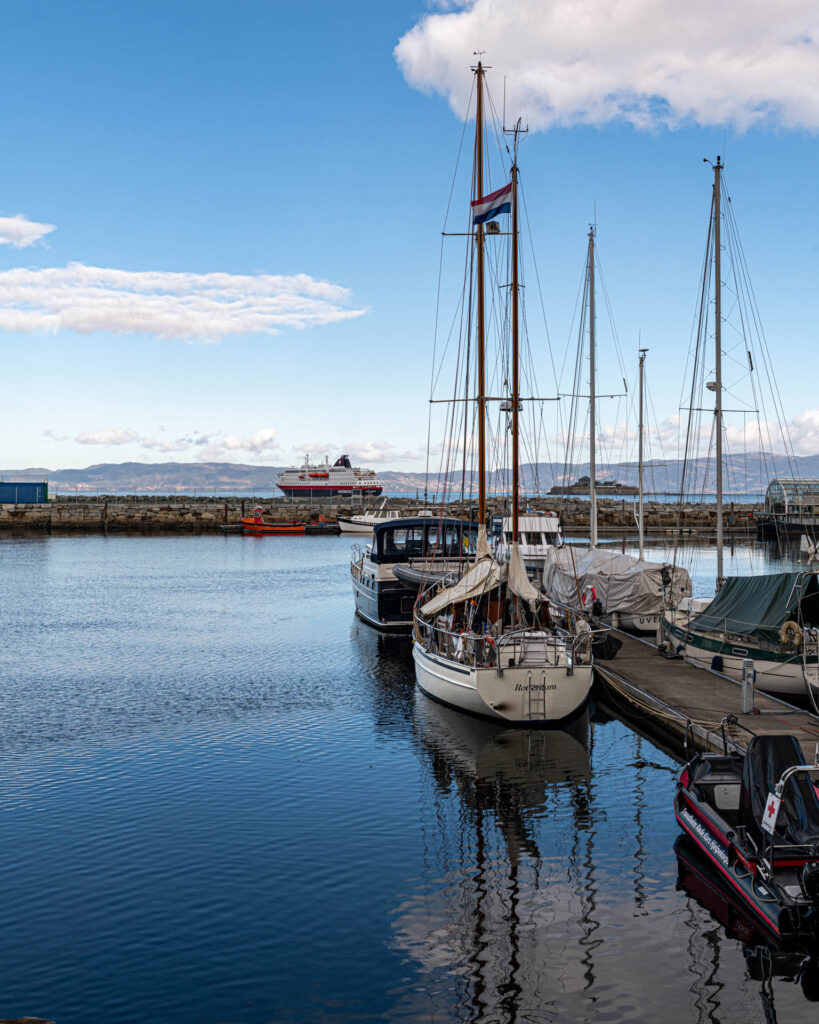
339;503;436;534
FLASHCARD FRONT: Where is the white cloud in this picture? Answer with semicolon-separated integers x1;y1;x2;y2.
0;263;366;342
197;429;282;460
75;427;141;446
0;214;56;248
395;0;819;131
62;425;282;461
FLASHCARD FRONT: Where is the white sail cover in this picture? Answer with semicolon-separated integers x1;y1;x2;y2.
542;547;691;616
508;542;540;609
420;556;501;616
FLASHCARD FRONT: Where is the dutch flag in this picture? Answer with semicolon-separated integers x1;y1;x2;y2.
471;182;512;225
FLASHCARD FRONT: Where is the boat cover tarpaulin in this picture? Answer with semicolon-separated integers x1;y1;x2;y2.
688;572;819;642
542;548;691;616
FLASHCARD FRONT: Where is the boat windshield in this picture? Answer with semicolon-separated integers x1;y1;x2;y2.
372;521;477;564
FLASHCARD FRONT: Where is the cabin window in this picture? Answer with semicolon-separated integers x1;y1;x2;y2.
380;526;426;561
386;529;407;553
405;527;425;556
426;525;444;554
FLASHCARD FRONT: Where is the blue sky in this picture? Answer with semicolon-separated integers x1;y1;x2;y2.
1;0;818;473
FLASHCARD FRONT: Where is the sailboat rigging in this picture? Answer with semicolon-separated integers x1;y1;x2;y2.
543;233;692;634
411;61;597;725
662;158;819;703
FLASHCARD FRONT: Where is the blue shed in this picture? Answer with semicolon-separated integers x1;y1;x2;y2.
0;481;49;503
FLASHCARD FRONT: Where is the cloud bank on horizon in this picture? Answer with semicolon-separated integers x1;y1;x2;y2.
44;426;425;466
0;263;365;342
395;0;819;131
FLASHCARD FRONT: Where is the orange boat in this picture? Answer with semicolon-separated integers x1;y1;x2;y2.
241;508;306;535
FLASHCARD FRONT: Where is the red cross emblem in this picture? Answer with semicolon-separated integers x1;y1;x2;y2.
767;800;777;818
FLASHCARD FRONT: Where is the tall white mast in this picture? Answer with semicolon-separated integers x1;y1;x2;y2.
638;348;648;560
713;158;724;584
588;228;597;549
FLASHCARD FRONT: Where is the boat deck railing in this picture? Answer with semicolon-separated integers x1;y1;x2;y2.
414;616;597;670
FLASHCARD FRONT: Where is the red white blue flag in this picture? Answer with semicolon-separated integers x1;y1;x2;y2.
471;182;512;225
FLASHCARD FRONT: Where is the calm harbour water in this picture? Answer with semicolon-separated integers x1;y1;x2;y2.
0;533;816;1023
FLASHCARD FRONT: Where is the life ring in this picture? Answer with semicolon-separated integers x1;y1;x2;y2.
780;620;803;647
581;585;597;608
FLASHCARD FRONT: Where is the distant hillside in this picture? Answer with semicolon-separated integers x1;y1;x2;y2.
384;452;819;497
1;462;287;494
3;452;818;496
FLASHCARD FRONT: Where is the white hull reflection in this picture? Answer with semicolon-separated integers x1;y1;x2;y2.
413;687;591;785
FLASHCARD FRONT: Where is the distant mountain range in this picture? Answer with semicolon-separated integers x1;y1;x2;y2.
2;452;817;496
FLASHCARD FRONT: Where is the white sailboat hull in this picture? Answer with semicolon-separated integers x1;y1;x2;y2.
675;640;810;696
412;642;593;724
606;612;661;635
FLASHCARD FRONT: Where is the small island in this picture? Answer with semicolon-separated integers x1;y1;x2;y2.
549;475;638;496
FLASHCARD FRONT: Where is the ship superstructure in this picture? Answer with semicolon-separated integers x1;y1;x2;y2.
277;454;383;498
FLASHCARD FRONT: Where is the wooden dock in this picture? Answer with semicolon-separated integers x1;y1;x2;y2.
594;630;819;758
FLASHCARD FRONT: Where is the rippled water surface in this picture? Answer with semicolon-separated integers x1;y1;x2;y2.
0;533;817;1023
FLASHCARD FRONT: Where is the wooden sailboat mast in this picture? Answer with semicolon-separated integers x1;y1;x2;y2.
511;155;520;540
474;62;487;526
713;157;724;582
588;228;597;549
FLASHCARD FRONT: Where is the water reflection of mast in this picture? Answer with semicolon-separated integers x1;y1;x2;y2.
470;801;490;1022
467;748;543;1020
632;734;647;911
681;894;725;1024
573;718;601;992
407;695;591;1019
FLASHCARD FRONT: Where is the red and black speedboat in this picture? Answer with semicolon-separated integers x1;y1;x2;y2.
675;734;819;940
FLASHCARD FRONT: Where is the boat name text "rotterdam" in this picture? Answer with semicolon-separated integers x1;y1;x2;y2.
514;683;558;692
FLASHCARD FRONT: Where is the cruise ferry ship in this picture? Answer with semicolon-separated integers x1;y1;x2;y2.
276;455;383;498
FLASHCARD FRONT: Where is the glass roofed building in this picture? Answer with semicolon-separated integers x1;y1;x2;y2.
759;478;819;537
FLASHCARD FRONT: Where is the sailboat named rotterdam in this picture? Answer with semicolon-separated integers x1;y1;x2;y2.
411;62;597;725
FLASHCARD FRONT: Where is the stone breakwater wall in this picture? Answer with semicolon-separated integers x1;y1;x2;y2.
0;495;763;535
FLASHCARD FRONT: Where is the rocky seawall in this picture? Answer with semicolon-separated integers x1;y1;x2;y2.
0;495;764;536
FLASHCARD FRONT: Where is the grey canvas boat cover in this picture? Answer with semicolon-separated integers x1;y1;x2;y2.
688;572;819;643
542;548;691;616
